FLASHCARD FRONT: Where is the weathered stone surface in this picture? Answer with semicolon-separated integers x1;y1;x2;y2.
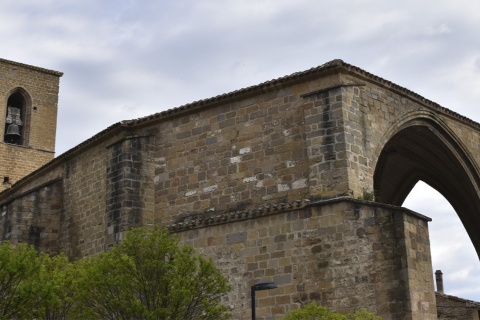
174;200;436;320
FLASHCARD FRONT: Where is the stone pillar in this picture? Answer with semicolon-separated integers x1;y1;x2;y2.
105;135;155;248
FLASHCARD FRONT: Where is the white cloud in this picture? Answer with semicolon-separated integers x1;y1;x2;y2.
423;23;452;36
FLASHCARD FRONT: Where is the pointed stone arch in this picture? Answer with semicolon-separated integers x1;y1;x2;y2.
374;114;480;259
4;87;32;146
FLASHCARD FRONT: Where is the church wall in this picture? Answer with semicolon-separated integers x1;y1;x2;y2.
153;72;360;225
174;199;437;320
59;144;110;258
52;129;156;259
0;179;62;255
0;140;107;259
5;60;479;318
105;134;156;249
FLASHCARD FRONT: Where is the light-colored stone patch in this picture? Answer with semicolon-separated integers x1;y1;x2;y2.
277;184;290;192
292;179;307;189
286;161;296;168
185;190;197;197
243;176;257;183
203;184;218;193
230;156;241;164
239;147;251;154
155;157;166;169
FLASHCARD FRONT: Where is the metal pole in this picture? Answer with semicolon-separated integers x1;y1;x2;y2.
251;280;277;320
251;285;256;320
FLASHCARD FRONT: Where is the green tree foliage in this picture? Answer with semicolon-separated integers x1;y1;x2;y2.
38;254;79;319
0;228;231;320
73;227;231;320
0;242;80;320
285;302;382;320
0;241;45;320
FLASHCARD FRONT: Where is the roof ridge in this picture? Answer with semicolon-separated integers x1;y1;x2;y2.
125;59;346;125
123;58;480;133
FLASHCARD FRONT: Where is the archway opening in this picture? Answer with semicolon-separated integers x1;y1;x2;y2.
404;181;480;301
374;120;480;283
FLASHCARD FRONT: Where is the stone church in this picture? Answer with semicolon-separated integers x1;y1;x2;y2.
0;57;479;319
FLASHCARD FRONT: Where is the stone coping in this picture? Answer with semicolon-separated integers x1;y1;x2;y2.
168;196;431;232
0;58;63;77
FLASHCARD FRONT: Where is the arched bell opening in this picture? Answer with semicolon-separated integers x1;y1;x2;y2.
374;120;480;261
4;89;31;146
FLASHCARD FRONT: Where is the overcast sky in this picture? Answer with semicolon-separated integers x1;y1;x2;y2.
1;0;480;302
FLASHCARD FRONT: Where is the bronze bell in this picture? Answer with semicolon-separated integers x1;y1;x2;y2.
5;124;21;137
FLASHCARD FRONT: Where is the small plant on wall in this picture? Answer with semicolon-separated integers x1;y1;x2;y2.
359;188;376;202
284;302;382;320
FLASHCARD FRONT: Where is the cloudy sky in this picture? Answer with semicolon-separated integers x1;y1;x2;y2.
1;0;480;302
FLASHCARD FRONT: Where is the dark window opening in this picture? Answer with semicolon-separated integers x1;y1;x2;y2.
4;91;26;145
2;177;9;184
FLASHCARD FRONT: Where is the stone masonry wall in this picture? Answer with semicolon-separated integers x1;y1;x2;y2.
338;71;480;201
105;135;155;248
174;199;437;320
59;142;109;258
0;144;53;191
302;85;352;199
396;207;437;319
0;179;62;255
4;62;478;259
0;59;61;192
56;130;156;259
153;74;364;225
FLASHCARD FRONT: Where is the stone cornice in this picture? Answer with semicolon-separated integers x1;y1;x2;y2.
169;199;311;232
168;197;431;233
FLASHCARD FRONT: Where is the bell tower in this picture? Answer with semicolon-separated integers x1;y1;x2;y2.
0;58;62;192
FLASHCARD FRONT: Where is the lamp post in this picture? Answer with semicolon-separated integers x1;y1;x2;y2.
251;280;277;320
